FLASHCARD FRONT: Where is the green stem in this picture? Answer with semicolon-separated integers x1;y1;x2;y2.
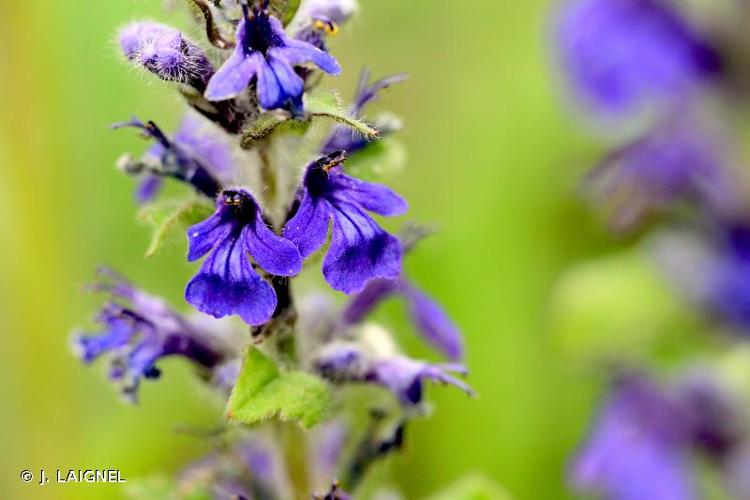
279;422;309;499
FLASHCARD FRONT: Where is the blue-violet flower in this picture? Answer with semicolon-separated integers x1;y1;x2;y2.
314;342;473;406
283;151;407;294
557;0;720;116
204;7;340;112
72;268;225;402
118;114;234;203
570;374;695;500
585;122;730;230
114;116;227;201
186;188;302;325
342;276;463;361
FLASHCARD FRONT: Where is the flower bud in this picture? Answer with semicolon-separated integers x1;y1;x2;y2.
119;21;213;89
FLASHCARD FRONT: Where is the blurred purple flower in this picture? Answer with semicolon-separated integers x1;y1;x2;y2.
314;343;473;406
117;114;234;203
205;8;340;112
342;276;463;361
557;0;720;117
700;224;750;330
283;151;407;294
294;0;358;54
113;116;228;202
212;359;241;392
134;175;163;205
570;374;695;500
72;268;225;402
238;436;293;499
300;0;358;25
585;122;730;231
676;372;743;461
119;21;213;89
186;189;302;325
369;357;473;406
656;222;750;333
309;419;348;488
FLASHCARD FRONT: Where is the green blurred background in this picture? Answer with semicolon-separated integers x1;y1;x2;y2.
0;1;617;498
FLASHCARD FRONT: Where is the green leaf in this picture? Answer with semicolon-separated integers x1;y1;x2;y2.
269;0;302;25
138;197;214;259
227;348;331;428
305;91;379;140
425;474;512;500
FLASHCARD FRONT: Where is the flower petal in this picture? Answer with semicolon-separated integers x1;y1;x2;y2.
267;52;305;104
256;55;284;110
243;219;302;277
371;357;473;405
73;319;135;363
341;278;400;325
323;201;402;293
174;114;235;176
186;207;236;261
329;173;408;216
279;40;341;75
284;190;332;258
136;175;163;204
125;338;164;380
185;232;277;325
205;45;261;101
403;283;464;361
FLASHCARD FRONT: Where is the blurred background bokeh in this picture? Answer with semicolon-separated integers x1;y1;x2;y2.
0;0;623;498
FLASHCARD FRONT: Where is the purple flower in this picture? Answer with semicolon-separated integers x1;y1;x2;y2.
186;188;302;325
294;0;358;56
675;372;742;461
570;374;695;500
321;71;407;155
655;222;750;332
119;21;213;89
284;151;407;294
299;0;359;25
237;436;293;499
212;359;241;392
342;277;463;361
586;122;730;231
369;357;473;406
699;224;750;330
177;437;292;499
134;175;163;205
313;342;473;406
114;116;227;202
72;268;225;402
557;0;720;116
309;419;347;488
204;8;340;112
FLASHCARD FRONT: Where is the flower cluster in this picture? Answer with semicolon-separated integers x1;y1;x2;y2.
555;0;750;497
72;0;475;497
571;371;746;499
